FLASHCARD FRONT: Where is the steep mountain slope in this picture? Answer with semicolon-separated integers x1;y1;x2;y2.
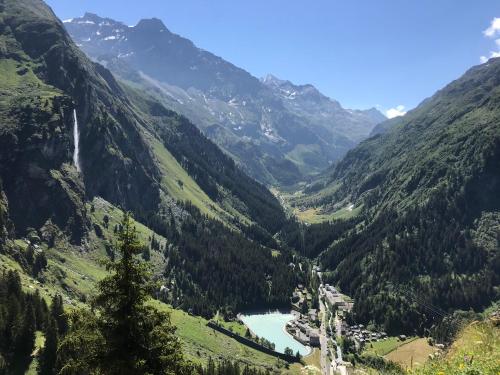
64;13;385;185
369;116;400;136
0;0;296;316
302;59;500;333
0;0;285;236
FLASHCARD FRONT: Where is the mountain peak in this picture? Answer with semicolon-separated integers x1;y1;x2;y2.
65;12;124;28
135;18;169;33
262;74;318;93
83;12;100;20
64;13;387;184
81;12;112;24
261;74;287;86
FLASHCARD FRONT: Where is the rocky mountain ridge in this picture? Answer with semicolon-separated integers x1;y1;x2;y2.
64;13;385;185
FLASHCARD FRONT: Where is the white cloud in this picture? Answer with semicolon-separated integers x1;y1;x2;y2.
484;17;500;37
480;18;500;63
386;105;407;119
479;50;500;64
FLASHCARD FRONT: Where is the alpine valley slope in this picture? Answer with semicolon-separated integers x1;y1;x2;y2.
64;13;385;186
298;58;500;334
0;0;300;318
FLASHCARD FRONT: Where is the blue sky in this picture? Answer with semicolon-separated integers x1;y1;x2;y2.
46;0;500;117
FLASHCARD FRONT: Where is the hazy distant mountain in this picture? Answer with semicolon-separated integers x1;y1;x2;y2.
262;74;387;143
64;13;385;185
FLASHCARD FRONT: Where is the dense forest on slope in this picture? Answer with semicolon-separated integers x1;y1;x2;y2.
279;217;359;259
305;59;500;334
141;202;296;318
0;270;68;374
0;0;297;318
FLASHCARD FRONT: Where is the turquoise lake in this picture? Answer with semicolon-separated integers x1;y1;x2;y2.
240;312;310;355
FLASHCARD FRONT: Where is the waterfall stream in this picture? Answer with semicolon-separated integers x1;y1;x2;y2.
73;109;81;173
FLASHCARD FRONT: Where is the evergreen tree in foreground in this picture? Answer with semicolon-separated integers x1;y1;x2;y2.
58;213;190;375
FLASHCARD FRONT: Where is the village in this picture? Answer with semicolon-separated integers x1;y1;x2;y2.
285;283;321;347
320;283;391;349
223;263;443;375
284;277;391;350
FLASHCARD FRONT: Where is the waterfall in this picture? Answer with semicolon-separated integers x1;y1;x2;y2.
72;109;81;173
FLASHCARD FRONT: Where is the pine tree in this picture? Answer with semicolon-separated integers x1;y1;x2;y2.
33;252;47;277
58;213;191;375
38;318;58;375
12;302;36;372
50;295;68;336
33;290;49;331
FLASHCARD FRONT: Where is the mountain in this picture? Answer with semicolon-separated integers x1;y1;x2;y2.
262;74;386;143
369;116;400;136
63;13;385;185
0;0;299;317
296;59;500;334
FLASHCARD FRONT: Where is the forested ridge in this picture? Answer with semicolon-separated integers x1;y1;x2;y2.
322;195;499;334
143;202;298;318
305;58;500;334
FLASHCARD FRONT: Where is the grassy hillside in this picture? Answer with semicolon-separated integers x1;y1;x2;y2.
124;83;287;234
0;255;290;372
414;319;499;375
143;131;231;222
384;338;434;369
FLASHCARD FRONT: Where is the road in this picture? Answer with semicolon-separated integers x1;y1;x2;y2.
318;278;349;375
318;297;331;375
334;313;344;362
